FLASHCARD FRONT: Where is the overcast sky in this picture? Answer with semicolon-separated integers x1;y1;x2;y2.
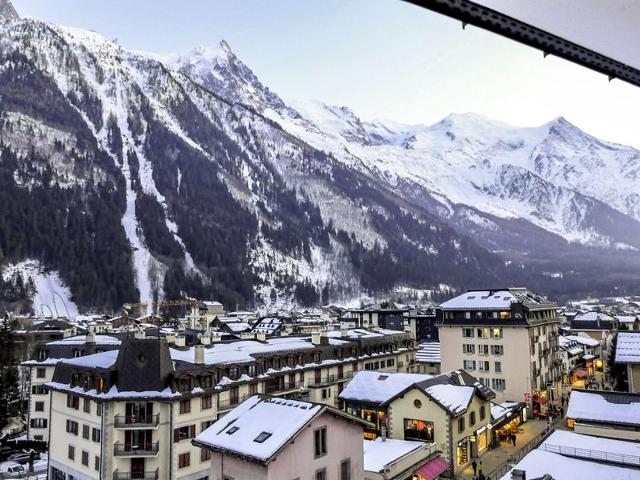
13;0;640;148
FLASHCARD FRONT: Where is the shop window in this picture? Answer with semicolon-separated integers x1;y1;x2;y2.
404;418;434;442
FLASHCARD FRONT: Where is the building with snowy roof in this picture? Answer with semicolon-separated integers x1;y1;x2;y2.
339;369;495;476
363;438;447;480
569;311;616;340
566;389;640;441
193;395;370;480
615;331;640;393
414;342;441;375
500;430;640;480
43;328;415;480
438;288;562;414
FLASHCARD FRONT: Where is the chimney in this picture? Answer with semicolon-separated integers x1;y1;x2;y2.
174;335;185;347
201;335;211;346
194;345;205;364
85;332;96;344
511;469;526;480
134;329;146;340
256;332;267;342
312;332;322;346
340;328;348;338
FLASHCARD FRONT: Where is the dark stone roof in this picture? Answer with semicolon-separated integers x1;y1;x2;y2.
114;337;174;393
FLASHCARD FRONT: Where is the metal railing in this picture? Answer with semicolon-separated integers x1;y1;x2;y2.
540;443;640;466
487;427;555;479
113;442;159;456
114;413;160;428
113;469;159;480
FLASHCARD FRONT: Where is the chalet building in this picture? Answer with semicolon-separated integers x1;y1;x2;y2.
614;331;640;393
566;389;640;441
186;301;225;331
403;308;440;342
45;329;415;480
438;288;562;415
339;369;495;476
21;333;121;442
193;395;369;480
363;438;445;480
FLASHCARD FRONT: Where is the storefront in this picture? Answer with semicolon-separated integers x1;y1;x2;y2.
345;403;387;439
455;437;470;468
492;402;527;446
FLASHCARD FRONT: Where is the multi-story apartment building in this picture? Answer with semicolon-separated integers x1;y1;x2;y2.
45;328;415;480
22;333;122;442
186;302;225;331
438;288;561;415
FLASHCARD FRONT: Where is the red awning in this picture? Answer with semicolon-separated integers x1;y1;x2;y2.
574;369;588;378
415;456;450;479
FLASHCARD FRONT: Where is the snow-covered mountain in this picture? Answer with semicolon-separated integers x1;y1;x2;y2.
0;3;639;315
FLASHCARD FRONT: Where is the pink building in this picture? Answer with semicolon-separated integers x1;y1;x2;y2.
193;395;369;480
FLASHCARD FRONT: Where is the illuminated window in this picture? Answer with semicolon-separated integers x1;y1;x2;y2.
499;311;511;320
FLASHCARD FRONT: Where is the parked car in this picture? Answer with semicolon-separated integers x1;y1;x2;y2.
4;464;25;477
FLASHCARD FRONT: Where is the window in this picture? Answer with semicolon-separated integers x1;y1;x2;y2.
254;431;272;443
492;327;503;338
404;418;434;442
92;427;101;442
469;411;476;426
480;405;486;421
495;362;502;373
83;398;91;413
179;399;191;414
36;367;46;378
174;425;196;442
491;345;504;355
340;459;351;480
178;452;190;468
68;445;75;460
201;420;214;432
462;328;474;338
462;344;475;354
201;395;212;410
32;385;48;395
201;447;212;462
464;312;471;319
82;424;90;439
66;420;79;435
322;388;331;400
458;417;465;433
35;401;45;412
479;361;490;372
463;360;476;370
499;311;511;320
30;418;47;428
249;383;258;395
315;469;327;480
477;328;489;339
492;378;506;391
386;358;394;367
96;403;103;416
81;450;89;466
67;394;80;410
314;427;327;457
94;455;100;472
478;344;489;355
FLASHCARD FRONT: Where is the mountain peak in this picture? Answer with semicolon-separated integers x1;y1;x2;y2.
0;0;18;21
219;39;233;54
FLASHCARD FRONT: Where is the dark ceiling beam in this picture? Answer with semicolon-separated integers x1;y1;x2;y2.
406;0;640;88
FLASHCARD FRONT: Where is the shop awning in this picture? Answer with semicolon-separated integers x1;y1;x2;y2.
574;369;588;378
415;456;450;479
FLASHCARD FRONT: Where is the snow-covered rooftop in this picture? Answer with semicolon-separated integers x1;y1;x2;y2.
363;438;426;473
439;290;516;310
573;311;615;322
564;334;600;348
416;342;441;363
424;384;474;415
567;390;640;426
559;336;584;356
616;332;640;364
339;371;431;404
194;396;321;462
616;315;638;324
59;350;119;369
541;430;640;466
47;335;121;345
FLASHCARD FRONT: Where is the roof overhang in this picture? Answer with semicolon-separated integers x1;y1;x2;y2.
406;0;640;88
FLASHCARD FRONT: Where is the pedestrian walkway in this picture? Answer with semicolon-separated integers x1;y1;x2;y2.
458;417;551;479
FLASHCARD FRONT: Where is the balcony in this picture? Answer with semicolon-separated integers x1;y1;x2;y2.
114;414;160;429
113;442;159;457
113;469;159;480
308;371;354;388
217;394;251;411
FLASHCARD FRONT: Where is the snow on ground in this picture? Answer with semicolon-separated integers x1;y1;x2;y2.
1;259;79;319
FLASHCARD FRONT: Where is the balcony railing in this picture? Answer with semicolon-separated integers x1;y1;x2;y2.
308;371;354;387
113;469;159;480
113;442;159;457
114;414;160;428
217;394;251;411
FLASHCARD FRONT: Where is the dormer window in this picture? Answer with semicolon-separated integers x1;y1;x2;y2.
38;350;47;361
73;349;81;358
254;432;272;443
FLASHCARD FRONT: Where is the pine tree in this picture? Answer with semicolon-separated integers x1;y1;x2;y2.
0;315;19;430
